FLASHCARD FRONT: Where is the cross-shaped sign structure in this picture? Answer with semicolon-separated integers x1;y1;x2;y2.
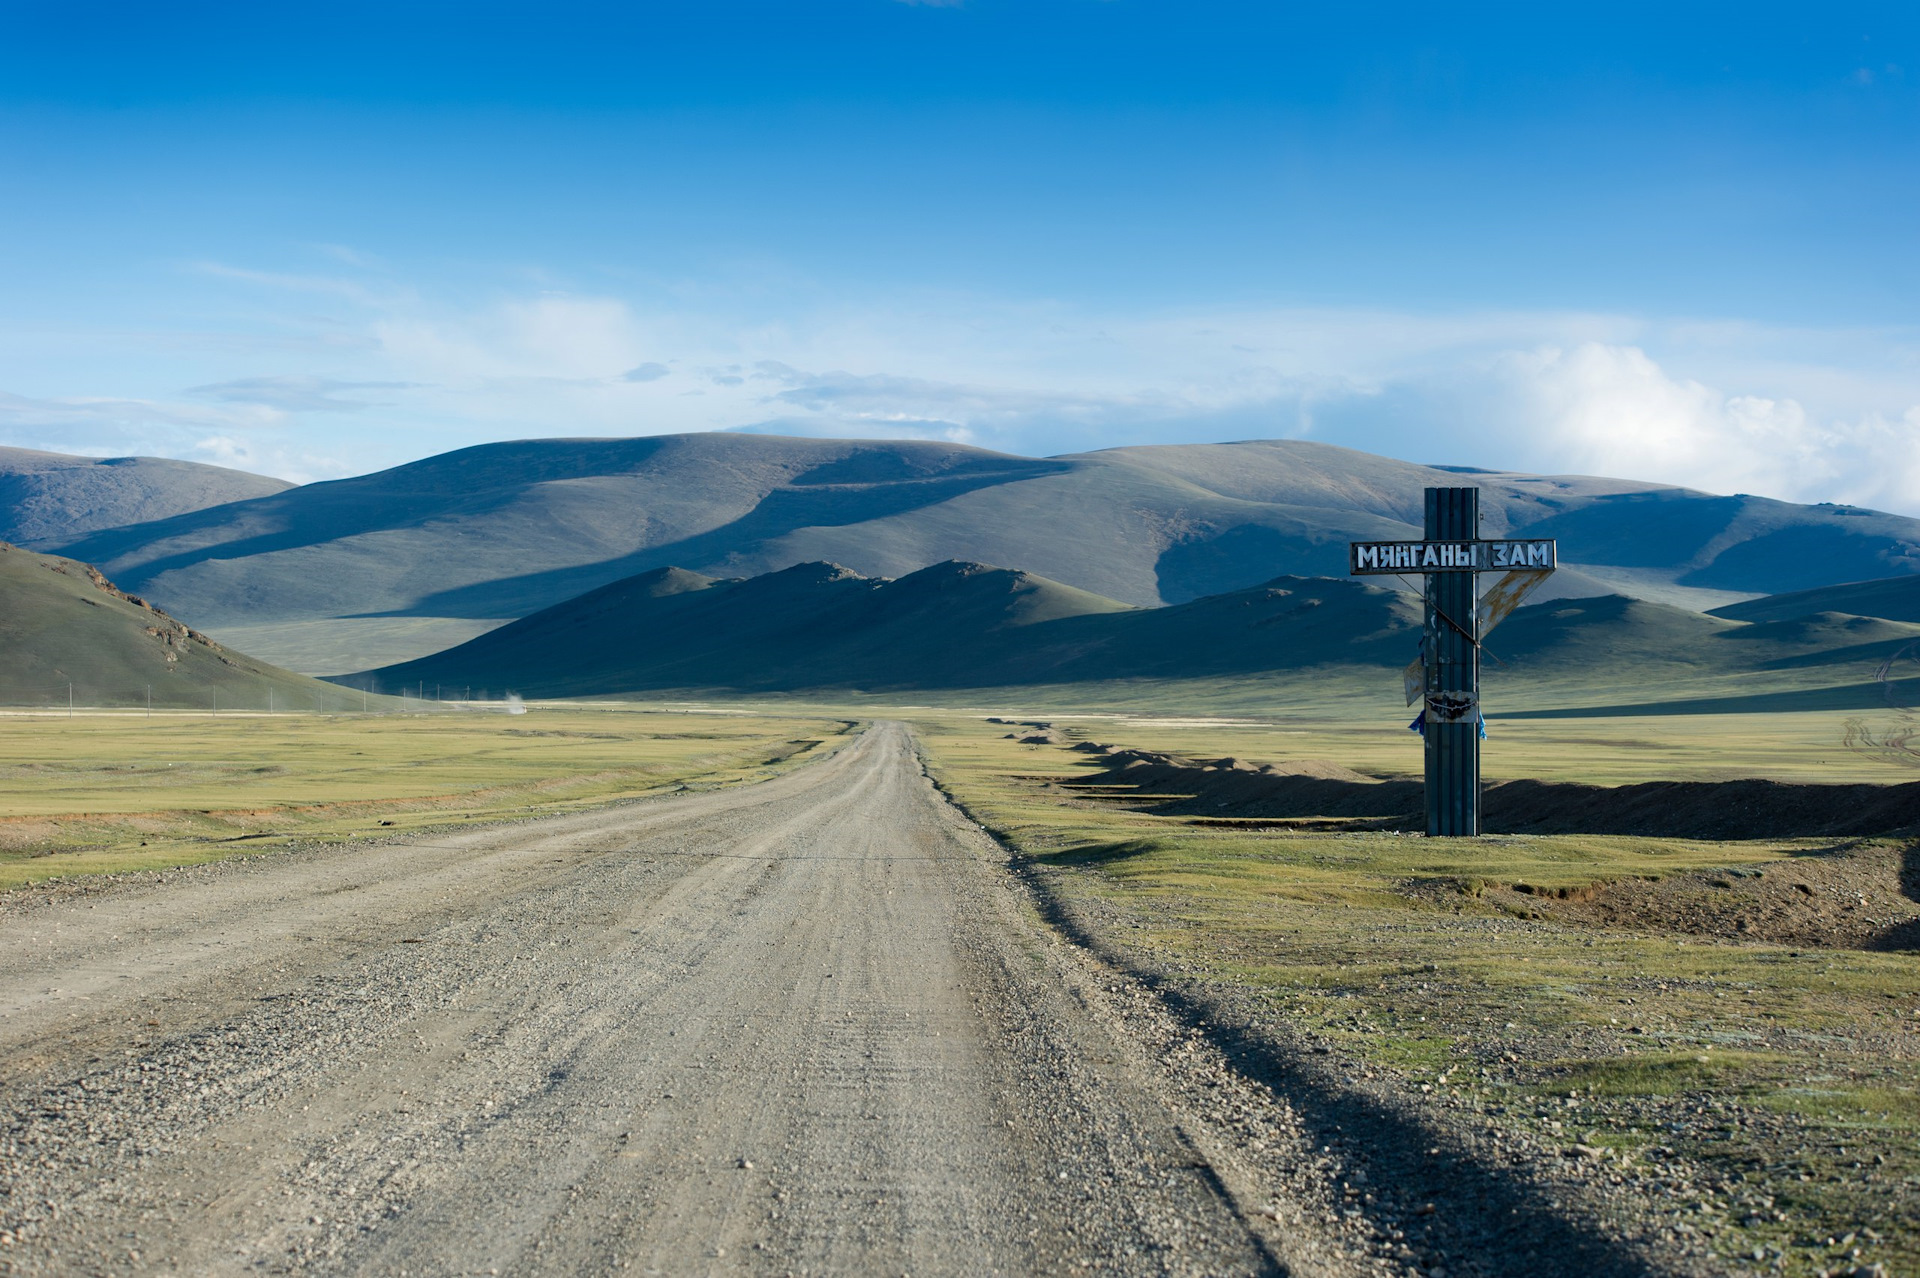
1349;488;1557;836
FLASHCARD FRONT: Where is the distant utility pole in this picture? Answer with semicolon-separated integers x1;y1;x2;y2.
146;685;151;719
269;688;274;714
212;689;217;716
362;684;368;712
67;683;72;719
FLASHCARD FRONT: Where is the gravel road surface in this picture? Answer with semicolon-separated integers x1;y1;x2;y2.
0;723;1301;1277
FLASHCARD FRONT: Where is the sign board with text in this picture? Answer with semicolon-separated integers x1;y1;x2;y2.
1349;539;1555;575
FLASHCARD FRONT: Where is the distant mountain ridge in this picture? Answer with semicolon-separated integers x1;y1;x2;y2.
0;447;292;548
353;560;1920;698
40;433;1920;672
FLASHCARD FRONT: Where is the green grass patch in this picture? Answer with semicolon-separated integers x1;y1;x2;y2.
905;708;1920;1258
1362;1034;1460;1073
1542;1052;1779;1098
0;705;855;887
1758;1082;1920;1125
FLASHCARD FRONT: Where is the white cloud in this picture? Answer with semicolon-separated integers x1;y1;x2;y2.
187;433;349;481
308;243;382;268
8;257;1919;514
1490;344;1816;489
187;375;418;413
0;389;365;481
0;388;282;438
737;333;1920;513
753;365;1294;457
374;295;653;384
1356;342;1920;513
191;261;399;307
728;415;978;445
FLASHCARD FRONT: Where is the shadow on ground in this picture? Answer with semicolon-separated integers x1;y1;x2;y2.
1016;856;1673;1278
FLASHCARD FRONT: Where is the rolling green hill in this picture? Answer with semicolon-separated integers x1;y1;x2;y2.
48;434;1920;673
0;446;291;548
0;543;390;711
354;561;1920;699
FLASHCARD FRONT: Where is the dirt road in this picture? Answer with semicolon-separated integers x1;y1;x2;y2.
0;723;1294;1276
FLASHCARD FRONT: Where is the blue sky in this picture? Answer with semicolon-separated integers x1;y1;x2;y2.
2;1;1917;510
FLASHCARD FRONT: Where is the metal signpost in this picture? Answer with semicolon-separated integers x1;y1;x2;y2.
1350;488;1557;836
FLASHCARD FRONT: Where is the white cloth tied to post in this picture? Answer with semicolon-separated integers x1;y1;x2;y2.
1401;568;1552;706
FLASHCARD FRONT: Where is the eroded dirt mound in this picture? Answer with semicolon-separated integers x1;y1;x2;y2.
1487;776;1920;840
1066;746;1419;820
1061;745;1920;949
1474;842;1920;950
998;719;1066;744
1063;745;1920;840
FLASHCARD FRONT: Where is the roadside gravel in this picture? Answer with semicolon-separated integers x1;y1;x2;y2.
1;723;1305;1276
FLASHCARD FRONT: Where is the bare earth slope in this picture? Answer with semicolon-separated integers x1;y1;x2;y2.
1062;742;1920;846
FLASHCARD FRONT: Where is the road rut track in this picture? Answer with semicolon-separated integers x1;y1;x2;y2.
0;723;1672;1277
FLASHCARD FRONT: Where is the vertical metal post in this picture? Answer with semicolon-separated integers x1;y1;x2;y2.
1424;487;1481;836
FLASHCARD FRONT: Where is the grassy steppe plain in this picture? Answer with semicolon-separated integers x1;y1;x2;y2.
0;705;852;887
911;705;1918;1278
2;690;1914;1273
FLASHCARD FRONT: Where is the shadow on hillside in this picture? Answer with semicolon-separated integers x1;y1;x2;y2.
1153;524;1354;604
1018;859;1668;1278
1869;917;1920;951
372;462;1068;619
